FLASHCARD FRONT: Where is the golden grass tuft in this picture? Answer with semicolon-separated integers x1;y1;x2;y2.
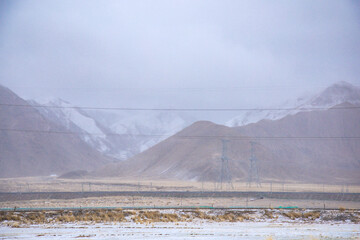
0;213;21;222
190;209;215;220
303;211;321;220
5;208;356;224
339;206;346;212
7;221;20;228
282;211;302;220
264;210;274;219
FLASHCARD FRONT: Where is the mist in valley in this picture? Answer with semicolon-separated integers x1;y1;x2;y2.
0;3;360;236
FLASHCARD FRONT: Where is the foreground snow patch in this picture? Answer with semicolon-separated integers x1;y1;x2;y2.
1;222;359;240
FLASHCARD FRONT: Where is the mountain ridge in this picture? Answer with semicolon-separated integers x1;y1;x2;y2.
226;81;360;127
26;81;360;163
0;85;111;178
95;102;360;184
30;98;194;160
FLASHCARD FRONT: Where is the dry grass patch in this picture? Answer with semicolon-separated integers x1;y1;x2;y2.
0;212;21;222
282;211;302;220
138;211;182;223
1;208;359;224
339;206;346;212
263;210;274;219
303;211;321;220
7;221;21;228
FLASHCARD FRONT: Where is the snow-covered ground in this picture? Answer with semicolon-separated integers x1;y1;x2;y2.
1;221;359;240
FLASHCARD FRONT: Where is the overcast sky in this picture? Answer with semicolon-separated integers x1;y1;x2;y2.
1;0;359;113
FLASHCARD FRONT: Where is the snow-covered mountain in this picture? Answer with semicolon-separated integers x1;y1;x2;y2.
29;98;194;160
0;85;110;178
28;81;359;161
226;81;360;127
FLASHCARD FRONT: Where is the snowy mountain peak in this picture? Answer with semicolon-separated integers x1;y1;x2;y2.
311;81;360;107
31;97;72;107
28;98;194;161
27;81;359;160
226;81;360;127
29;98;111;156
32;98;104;135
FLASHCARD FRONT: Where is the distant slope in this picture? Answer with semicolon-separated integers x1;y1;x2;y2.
94;121;247;181
226;81;360;127
95;121;291;182
28;81;360;164
0;85;110;177
30;98;194;160
234;102;360;184
96;103;360;184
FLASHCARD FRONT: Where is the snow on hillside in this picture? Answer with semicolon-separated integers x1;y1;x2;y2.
226;81;360;127
36;98;105;135
29;98;111;153
29;98;193;161
86;110;193;154
29;81;359;160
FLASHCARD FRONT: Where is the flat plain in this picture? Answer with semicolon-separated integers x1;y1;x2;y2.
1;177;360;209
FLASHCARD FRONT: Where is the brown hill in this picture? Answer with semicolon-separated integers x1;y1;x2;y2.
95;121;289;182
96;103;360;184
234;102;360;184
0;85;110;177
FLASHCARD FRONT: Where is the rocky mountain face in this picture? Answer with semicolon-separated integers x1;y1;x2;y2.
0;85;111;177
30;98;194;161
95;102;360;184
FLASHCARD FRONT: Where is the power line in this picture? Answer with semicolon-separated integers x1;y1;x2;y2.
0;128;359;140
1;103;359;111
7;83;360;91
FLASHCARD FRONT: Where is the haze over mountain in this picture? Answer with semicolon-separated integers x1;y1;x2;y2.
95;82;360;184
96;102;360;184
2;1;359;113
226;81;360;127
1;1;359;184
30;98;194;160
27;81;360;163
1;81;359;181
0;85;111;178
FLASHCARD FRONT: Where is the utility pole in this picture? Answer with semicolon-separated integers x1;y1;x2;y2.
247;141;261;188
220;139;234;190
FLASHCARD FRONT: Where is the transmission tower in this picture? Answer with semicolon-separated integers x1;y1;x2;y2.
220;139;233;190
247;141;261;188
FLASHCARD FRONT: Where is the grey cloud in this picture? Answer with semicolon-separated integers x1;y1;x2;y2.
0;0;359;114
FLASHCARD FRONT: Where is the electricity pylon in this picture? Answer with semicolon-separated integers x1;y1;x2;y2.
247;141;261;188
220;139;234;190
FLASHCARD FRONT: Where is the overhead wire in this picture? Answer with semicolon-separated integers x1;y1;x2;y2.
0;128;359;140
1;103;359;111
1;99;359;139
